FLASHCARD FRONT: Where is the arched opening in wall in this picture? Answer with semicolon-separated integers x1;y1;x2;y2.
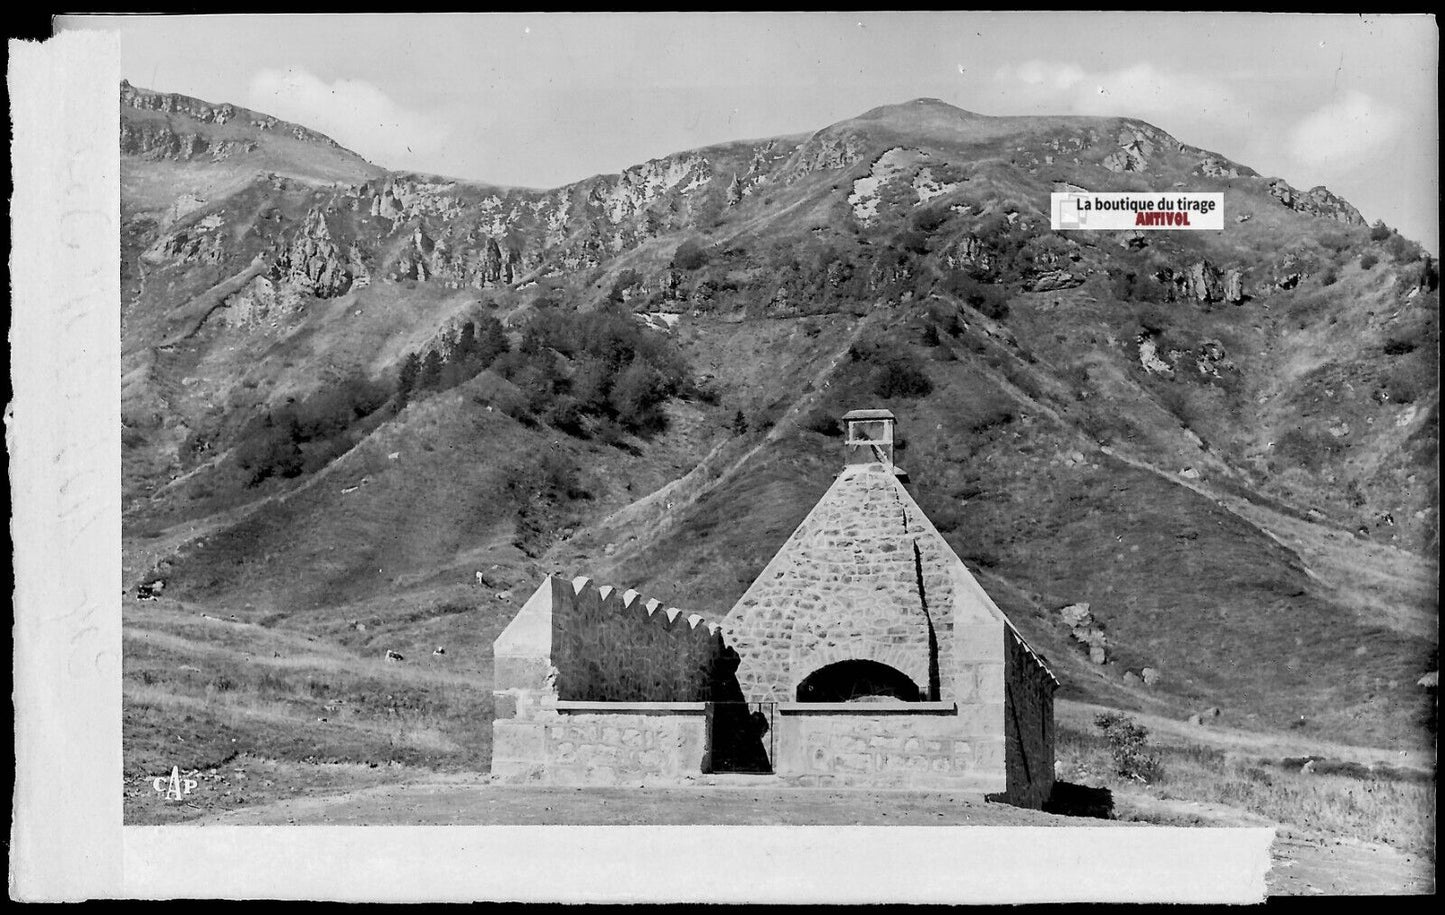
796;660;921;702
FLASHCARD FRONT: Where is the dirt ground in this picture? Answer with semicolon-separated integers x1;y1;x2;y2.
177;773;1432;897
188;774;1117;828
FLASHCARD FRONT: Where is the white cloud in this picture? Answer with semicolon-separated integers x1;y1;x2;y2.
1289;91;1406;169
993;60;1258;128
1009;60;1085;90
245;68;448;170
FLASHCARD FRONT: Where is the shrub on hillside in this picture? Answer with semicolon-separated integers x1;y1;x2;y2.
1384;367;1420;405
801;407;841;437
671;238;709;271
912;206;949;233
1369;220;1392;243
850;341;935;399
504;450;585;551
1318;231;1354;255
234;374;389;486
1320;268;1339;287
1385;233;1422;264
1275;426;1339;472
609;358;675;433
939;270;1009;320
895;228;930;255
1108;266;1170;304
497;303;691;440
234;415;304;485
544;396;587;437
397;316;510;406
967;404;1015;435
1360;252;1379;271
1094;712;1163;783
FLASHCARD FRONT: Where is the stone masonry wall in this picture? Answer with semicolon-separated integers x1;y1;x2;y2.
774;707;1006;792
1004;626;1058;809
550;576;729;702
533;709;711;785
493;706;711;784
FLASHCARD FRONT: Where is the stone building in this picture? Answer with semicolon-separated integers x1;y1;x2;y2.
491;409;1059;807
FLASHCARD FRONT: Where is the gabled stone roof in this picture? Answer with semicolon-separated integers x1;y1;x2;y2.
721;461;1056;702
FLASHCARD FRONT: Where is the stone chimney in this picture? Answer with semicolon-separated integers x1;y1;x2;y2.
842;409;905;478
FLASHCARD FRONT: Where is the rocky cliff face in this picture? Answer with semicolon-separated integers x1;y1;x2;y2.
121;79;346;148
778;129;866;181
274;207;352;297
120;120;257;161
1266;178;1365;225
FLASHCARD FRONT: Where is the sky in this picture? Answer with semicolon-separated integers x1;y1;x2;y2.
63;12;1439;252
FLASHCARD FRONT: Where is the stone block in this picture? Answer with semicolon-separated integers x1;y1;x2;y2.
975;663;1006;703
492;719;547;766
955;701;1003;736
492;691;518;720
953;622;1004;662
494;655;555;693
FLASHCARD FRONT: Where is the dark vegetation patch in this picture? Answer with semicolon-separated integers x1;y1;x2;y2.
496;301;692;437
232;374;392;486
847;338;934;399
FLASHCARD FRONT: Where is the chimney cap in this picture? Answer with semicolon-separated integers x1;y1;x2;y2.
841;409;896;421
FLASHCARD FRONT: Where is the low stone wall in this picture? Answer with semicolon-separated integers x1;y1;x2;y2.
493;702;712;785
772;702;1006;791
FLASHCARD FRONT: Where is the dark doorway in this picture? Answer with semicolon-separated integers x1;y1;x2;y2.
705;646;774;774
796;659;921;702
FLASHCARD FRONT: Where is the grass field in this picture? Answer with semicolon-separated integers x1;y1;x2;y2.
1054;704;1436;858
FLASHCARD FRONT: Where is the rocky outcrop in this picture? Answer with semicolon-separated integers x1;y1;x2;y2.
120;79;344;148
1298;185;1365;224
392;225;438;283
1136;334;1174;378
120;121;256;162
1223;269;1245;304
274;207;350;297
940;235;993;275
780;129;867;181
725;173;744;207
1414;255;1438;293
143;228;224;266
1195;339;1234;378
1026;269;1081;292
1101;126;1161;173
1198;156;1241;179
1060;602;1108;665
1182;260;1224;303
141;212;229;266
1264;178;1364;225
224;274;303;329
370;181;406;220
584;153;714;225
346;243;371;289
